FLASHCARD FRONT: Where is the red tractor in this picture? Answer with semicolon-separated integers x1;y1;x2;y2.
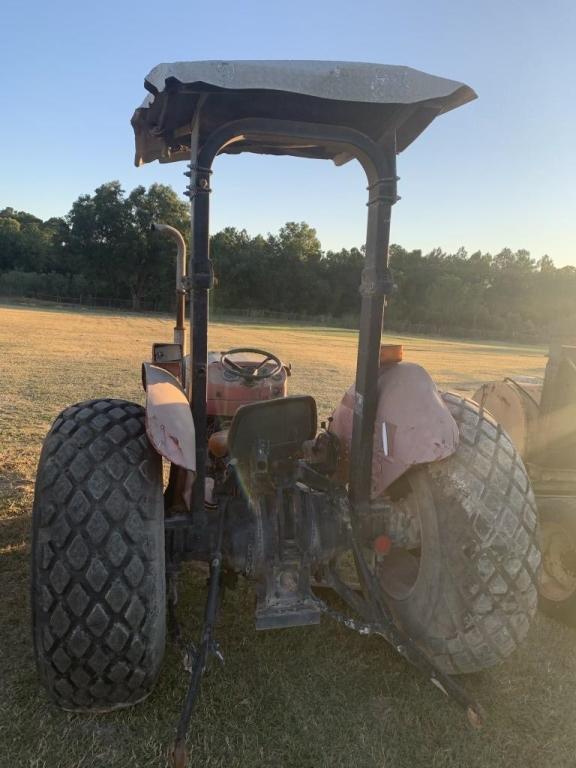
31;61;540;765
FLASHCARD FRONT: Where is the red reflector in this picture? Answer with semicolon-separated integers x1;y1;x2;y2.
374;535;392;555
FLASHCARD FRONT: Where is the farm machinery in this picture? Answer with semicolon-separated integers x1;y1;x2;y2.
473;341;576;625
31;61;540;765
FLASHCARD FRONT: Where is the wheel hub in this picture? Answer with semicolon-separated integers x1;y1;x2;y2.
386;494;422;550
540;520;576;602
376;478;423;601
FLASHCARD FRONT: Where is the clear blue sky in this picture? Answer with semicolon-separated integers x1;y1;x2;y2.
1;0;575;264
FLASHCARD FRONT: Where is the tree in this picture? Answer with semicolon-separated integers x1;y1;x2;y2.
64;182;188;308
0;216;21;271
324;247;364;316
538;254;555;272
2;183;576;342
125;184;189;309
276;221;322;263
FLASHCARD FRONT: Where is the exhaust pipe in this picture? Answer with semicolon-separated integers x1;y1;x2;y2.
151;222;187;349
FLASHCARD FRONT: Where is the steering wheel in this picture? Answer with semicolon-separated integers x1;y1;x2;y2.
220;347;283;381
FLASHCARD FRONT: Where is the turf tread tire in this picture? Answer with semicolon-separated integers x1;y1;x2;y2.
31;399;165;711
384;393;541;674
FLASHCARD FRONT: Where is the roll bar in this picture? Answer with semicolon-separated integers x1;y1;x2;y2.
186;115;397;525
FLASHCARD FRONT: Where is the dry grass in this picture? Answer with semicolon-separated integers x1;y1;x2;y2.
1;302;575;768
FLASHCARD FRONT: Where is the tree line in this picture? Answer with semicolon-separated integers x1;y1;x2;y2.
1;181;575;341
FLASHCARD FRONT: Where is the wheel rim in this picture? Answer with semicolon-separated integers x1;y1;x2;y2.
376;476;423;601
539;520;576;602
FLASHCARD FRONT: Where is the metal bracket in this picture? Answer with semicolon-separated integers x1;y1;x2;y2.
340;522;485;728
359;267;395;297
366;176;400;206
184;164;213;178
183;166;213;199
182;265;214;291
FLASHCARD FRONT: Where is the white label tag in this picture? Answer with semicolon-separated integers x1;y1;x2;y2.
382;422;389;456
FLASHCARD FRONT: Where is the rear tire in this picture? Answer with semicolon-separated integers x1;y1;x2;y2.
378;393;540;674
31;399;166;711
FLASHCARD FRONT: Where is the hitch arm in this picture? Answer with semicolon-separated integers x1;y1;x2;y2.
321;523;485;729
171;503;225;768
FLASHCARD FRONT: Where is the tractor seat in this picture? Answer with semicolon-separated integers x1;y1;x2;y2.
207;397;317;464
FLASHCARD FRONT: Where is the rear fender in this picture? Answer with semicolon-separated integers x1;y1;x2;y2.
330;362;458;496
142;363;196;473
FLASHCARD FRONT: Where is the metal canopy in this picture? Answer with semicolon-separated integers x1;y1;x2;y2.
131;60;476;166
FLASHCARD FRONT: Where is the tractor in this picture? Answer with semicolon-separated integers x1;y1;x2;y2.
473;341;576;625
31;61;540;765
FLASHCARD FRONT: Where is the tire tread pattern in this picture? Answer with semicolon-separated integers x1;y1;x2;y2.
31;399;165;710
424;393;540;673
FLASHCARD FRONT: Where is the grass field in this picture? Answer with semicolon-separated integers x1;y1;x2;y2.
2;303;575;768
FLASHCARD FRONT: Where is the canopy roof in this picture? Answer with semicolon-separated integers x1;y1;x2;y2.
131;60;476;167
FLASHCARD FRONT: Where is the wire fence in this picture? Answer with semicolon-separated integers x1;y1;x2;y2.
0;291;349;326
0;290;547;344
0;290;166;313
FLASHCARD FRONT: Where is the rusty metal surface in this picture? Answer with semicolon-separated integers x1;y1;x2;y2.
132;60;476;166
472;379;542;459
206;351;288;418
537;347;576;469
330;362;458;497
153;343;183;363
473;368;576;491
152;343;184;383
539;514;576;602
151;222;187;288
142;363;196;472
151;223;187;351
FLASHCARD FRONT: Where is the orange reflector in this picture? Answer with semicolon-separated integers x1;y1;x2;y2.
374;535;392;555
208;430;229;458
379;344;403;365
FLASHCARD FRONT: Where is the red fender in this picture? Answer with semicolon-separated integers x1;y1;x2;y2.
142;363;196;473
330;362;458;497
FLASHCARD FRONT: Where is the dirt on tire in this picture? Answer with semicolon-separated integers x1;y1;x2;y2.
379;392;541;674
